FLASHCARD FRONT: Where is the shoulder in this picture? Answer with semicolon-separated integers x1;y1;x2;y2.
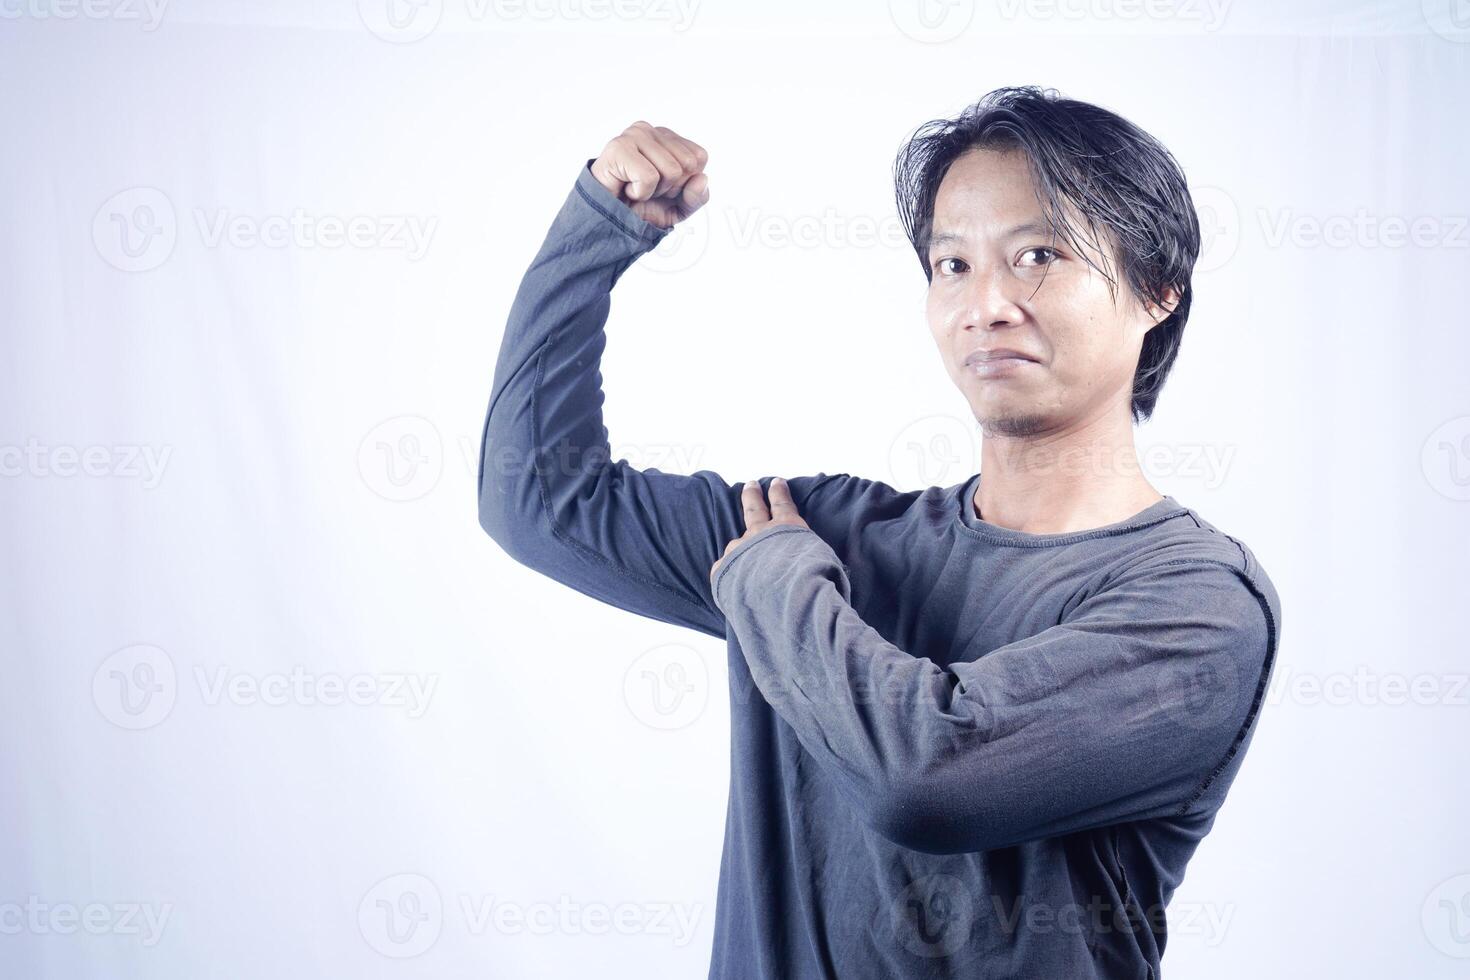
1118;499;1280;598
781;471;948;527
1109;504;1284;672
718;472;958;566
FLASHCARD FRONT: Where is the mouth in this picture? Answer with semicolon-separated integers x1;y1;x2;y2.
963;348;1039;378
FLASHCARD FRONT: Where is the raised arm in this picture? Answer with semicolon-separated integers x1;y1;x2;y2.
710;521;1281;855
477;124;842;637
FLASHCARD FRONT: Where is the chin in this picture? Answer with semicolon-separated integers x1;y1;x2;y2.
971;403;1052;439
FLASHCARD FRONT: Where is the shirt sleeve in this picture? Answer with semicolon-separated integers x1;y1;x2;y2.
709;523;1278;854
477;158;844;638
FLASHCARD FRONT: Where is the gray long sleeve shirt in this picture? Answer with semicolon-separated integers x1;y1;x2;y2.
477;158;1284;979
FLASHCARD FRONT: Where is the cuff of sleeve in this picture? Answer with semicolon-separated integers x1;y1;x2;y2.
711;524;843;612
574;158;673;249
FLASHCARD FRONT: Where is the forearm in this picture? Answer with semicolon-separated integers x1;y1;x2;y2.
710;525;957;840
710;526;1273;854
475;158;748;636
478;159;670;553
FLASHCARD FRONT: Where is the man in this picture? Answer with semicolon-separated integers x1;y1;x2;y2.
477;85;1282;979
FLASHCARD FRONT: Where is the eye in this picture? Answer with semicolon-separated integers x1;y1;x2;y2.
934;256;968;276
1019;246;1058;267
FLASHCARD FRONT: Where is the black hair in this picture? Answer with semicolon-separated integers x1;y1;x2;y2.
893;85;1201;423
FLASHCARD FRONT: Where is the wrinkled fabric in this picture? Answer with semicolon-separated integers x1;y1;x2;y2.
477;159;1284;979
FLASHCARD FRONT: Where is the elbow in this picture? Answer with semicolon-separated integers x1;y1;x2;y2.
477;483;518;555
476;433;541;562
478;480;543;567
864;775;1006;856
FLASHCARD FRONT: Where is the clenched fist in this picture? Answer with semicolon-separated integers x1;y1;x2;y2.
591;121;710;230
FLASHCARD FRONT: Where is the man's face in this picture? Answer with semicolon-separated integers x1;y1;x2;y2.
925;146;1171;439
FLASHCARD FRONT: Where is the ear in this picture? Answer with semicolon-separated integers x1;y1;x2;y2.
1142;286;1181;332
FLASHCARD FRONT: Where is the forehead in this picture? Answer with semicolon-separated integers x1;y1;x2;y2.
929;145;1104;259
932;147;1042;227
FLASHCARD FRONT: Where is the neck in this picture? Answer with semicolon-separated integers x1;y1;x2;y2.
972;405;1163;535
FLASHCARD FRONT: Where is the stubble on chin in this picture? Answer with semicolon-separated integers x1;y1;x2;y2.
971;399;1052;439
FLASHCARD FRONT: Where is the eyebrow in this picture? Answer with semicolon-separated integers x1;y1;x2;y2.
927;221;1057;251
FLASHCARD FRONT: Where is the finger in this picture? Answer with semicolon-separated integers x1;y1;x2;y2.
627;122;689;200
741;479;770;529
608;142;664;203
650;126;708;179
671;133;709;172
678;171;710;216
642;125;707;202
766;476;800;520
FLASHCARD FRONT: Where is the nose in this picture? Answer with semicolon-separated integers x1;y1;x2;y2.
956;262;1026;332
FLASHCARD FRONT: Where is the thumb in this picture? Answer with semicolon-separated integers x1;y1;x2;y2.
678;171;710;216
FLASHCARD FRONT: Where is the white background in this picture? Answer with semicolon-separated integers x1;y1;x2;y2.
2;0;1468;976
